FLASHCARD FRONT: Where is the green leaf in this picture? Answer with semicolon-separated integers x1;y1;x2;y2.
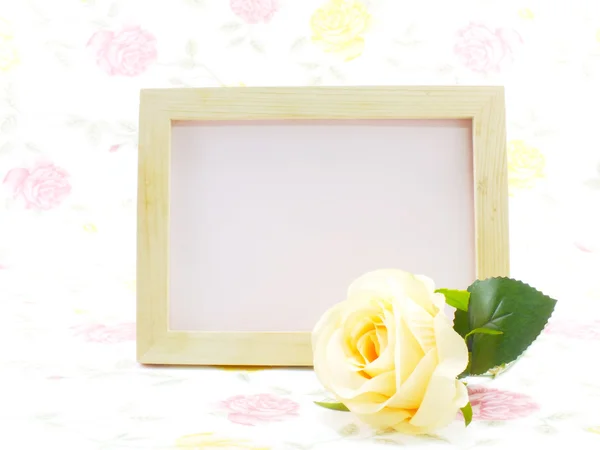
250;40;264;53
464;327;504;339
436;288;470;311
467;277;557;375
453;309;470;338
460;402;473;427
314;401;349;412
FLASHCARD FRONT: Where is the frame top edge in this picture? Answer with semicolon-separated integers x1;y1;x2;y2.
140;85;504;95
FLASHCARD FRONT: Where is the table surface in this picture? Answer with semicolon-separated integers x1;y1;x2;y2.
2;293;600;450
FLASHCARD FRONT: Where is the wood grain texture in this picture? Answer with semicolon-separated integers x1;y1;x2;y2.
136;98;171;361
473;88;509;279
136;85;509;366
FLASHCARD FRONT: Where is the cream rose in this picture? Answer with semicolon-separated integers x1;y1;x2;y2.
312;269;469;434
310;0;370;61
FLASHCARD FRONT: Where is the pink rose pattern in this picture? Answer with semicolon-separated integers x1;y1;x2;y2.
3;162;71;210
221;393;299;425
467;385;539;420
575;240;599;253
454;22;523;73
545;320;600;340
230;0;279;24
72;322;136;344
87;26;157;76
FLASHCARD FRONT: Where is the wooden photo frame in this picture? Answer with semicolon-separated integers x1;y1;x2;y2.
136;86;509;366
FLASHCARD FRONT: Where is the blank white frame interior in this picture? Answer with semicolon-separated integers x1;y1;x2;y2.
137;86;509;366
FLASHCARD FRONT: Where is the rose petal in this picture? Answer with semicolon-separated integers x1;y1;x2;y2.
432;311;469;378
498;27;523;48
342;373;396;414
343;307;382;364
397;299;436;354
390;347;437;410
363;324;392;378
408;376;465;430
360;308;395;377
3;167;29;194
227;412;259;426
414;274;447;310
351;347;438;414
407;313;468;429
393;298;402;394
356;330;378;363
87;30;114;49
325;330;395;399
397;316;426;383
312;302;346;389
347;270;407;299
354;406;414;430
339;38;365;61
348;269;439;317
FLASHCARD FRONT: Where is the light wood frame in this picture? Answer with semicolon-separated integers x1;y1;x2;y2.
137;86;509;366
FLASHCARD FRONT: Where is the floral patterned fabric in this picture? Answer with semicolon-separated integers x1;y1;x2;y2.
1;0;600;448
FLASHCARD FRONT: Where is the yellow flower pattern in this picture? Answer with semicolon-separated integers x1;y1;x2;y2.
0;17;18;71
83;223;98;233
518;8;535;20
310;0;370;61
507;139;546;193
176;432;269;449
